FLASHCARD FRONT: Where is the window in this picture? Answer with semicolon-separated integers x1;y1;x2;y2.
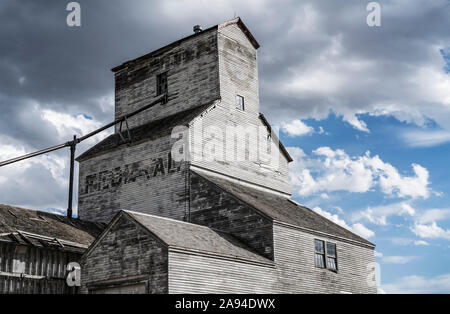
326;242;337;270
314;239;325;268
314;239;338;271
236;95;245;111
156;72;168;96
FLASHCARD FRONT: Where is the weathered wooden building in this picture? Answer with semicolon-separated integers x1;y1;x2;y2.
0;204;103;293
0;17;376;294
76;18;377;294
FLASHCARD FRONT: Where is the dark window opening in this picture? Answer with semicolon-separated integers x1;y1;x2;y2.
326;242;337;270
236;95;245;111
314;239;325;268
157;72;168;96
315;239;338;271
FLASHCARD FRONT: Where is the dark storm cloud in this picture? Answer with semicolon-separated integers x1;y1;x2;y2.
0;0;449;211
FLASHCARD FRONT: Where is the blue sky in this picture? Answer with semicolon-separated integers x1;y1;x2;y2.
0;0;449;293
279;108;450;293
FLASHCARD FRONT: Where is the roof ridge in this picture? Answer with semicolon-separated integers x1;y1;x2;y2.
124;210;212;230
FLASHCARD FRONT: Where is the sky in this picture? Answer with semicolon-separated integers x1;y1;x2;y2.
0;0;449;293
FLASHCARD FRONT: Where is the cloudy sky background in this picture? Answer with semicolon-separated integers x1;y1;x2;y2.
1;0;449;293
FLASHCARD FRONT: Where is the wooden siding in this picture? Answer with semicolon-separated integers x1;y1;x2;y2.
272;223;377;294
114;27;220;132
168;251;276;294
78;134;189;224
0;242;80;294
80;215;168;294
189;171;274;259
189;22;291;195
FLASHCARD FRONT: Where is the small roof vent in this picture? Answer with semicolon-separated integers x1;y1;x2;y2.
193;25;203;34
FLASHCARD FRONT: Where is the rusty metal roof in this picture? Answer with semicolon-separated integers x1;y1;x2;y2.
124;210;273;265
0;204;104;251
192;171;375;247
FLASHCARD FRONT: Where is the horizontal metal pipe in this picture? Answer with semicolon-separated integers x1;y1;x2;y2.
77;94;166;143
0;142;70;167
0;94;166;168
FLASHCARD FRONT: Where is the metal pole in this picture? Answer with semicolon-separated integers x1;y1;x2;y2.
67;135;76;218
0;94;167;217
0;143;70;167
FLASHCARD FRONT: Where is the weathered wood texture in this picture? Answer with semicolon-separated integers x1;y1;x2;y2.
272;223;377;294
189;23;291;195
189;171;274;260
0;242;80;294
167;223;376;294
78;134;189;224
168;251;276;294
114;27;220;132
80;215;168;294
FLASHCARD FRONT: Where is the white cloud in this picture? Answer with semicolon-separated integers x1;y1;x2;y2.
353;202;416;226
382;274;450;294
41;109;107;145
382;256;418;264
374;251;383;258
0;105;110;214
417;208;450;224
390;238;429;246
281;119;314;137
288;147;431;199
411;222;450;240
401;130;450;147
313;207;375;239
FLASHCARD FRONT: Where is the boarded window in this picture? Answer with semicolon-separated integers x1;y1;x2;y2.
236;95;245;111
314;239;325;268
156;72;168;96
13;246;27;273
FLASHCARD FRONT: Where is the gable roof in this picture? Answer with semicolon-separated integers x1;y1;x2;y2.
124;210;272;265
192;171;375;247
112;17;259;73
0;204;104;252
76;102;214;161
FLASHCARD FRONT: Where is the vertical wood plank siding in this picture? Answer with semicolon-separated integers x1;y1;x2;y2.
0;243;80;294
